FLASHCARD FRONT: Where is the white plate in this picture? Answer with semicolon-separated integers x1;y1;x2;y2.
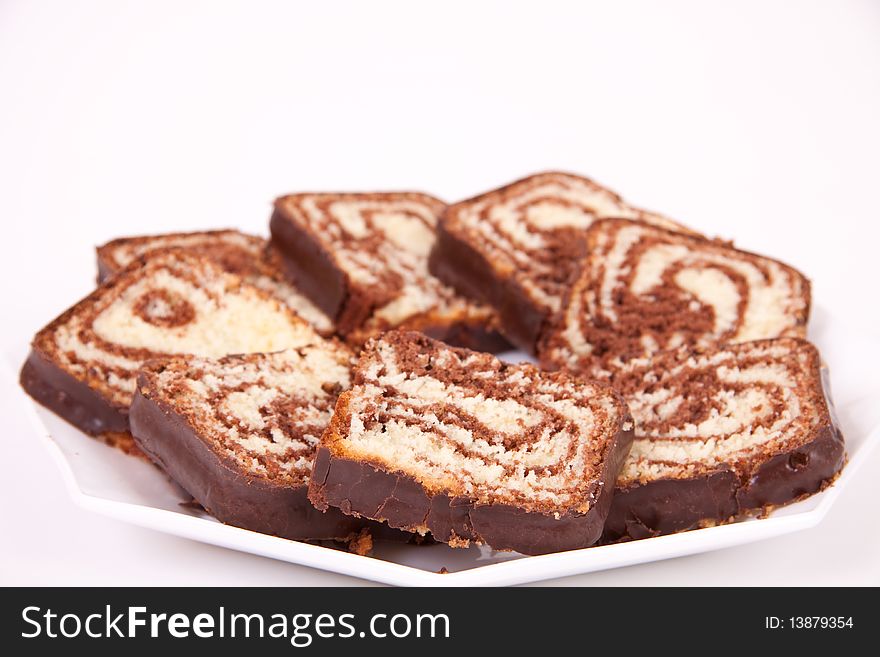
8;304;880;586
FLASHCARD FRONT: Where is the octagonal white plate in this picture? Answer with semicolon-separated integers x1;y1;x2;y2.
7;304;880;586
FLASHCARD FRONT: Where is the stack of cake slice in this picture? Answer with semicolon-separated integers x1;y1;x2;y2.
308;331;634;555
601;338;845;541
429;172;697;352
270;192;509;351
97;229;333;334
539;219;811;380
20;252;326;453
129;347;401;543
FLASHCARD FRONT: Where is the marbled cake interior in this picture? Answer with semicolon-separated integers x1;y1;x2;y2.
274;193;497;338
540;219;810;377
98;230;333;333
139;345;352;483
443;172;695;316
325;332;631;513
611;338;829;483
36;253;323;408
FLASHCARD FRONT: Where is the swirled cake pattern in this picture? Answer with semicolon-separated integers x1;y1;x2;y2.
271;192;502;346
30;252;325;415
97;230;333;333
137;346;352;483
540;219;810;378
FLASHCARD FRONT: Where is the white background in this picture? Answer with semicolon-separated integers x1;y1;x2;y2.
1;0;879;585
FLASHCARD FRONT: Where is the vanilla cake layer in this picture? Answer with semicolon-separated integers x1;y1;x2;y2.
540;219;811;378
601;338;845;542
309;331;633;555
429;172;697;352
97;229;333;334
128;346;382;541
270;192;509;351
20;252;326;449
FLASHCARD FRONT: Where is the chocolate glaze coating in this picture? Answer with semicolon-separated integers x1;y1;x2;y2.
429;219;547;354
309;418;633;556
129;384;397;542
20;348;129;436
269;208;349;323
419;318;513;354
601;422;845;543
736;422;845;508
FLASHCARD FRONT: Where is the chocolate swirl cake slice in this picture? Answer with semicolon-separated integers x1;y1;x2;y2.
539;219;811;379
429;172;697;352
270;192;508;351
601;338;845;542
97;229;333;334
20;252;326;453
308;331;634;555
129;346;381;541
